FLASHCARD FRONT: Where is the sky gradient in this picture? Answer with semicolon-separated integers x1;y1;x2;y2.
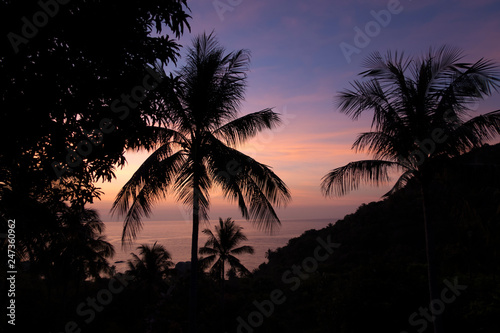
92;0;500;224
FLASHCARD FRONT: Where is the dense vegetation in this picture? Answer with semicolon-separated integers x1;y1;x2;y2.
0;1;190;331
251;143;500;333
5;143;499;332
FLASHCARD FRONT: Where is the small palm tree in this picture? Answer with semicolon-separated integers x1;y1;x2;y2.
112;32;290;332
200;218;255;281
321;46;500;333
127;242;173;284
127;242;173;307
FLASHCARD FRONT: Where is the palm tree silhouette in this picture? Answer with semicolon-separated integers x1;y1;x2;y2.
200;217;255;281
321;46;500;333
111;32;290;332
66;212;115;282
29;207;115;298
50;208;115;283
127;242;173;285
127;242;173;331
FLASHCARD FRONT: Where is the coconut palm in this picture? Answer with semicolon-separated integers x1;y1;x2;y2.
321;46;500;333
200;218;255;281
127;242;173;285
111;32;290;332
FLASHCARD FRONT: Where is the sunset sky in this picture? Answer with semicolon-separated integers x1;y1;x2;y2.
92;0;500;224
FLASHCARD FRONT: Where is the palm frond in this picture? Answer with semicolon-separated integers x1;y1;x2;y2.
338;78;408;135
230;245;255;255
201;227;221;250
361;50;412;83
111;149;185;244
435;57;500;119
199;247;218;255
352;131;405;160
204;135;290;231
445;109;500;154
227;255;251;277
462;109;500;139
243;177;283;232
199;254;217;267
321;160;400;197
201;227;215;238
209;158;249;219
383;169;415;197
92;236;116;258
338;80;385;120
412;45;464;92
241;156;291;208
208;257;225;278
213;109;281;146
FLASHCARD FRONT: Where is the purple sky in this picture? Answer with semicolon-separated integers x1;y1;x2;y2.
92;0;500;224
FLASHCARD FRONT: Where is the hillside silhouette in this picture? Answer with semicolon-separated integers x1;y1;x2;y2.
247;143;500;332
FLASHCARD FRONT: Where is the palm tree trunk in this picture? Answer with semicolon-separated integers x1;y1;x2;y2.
221;261;226;332
221;260;225;285
421;179;444;333
189;188;200;333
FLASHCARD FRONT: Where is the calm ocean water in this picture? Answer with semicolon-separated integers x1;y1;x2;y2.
103;219;334;273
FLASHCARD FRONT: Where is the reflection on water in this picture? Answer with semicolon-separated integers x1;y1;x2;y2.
104;219;334;272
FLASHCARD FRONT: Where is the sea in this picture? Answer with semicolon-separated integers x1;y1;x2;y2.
103;218;335;273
